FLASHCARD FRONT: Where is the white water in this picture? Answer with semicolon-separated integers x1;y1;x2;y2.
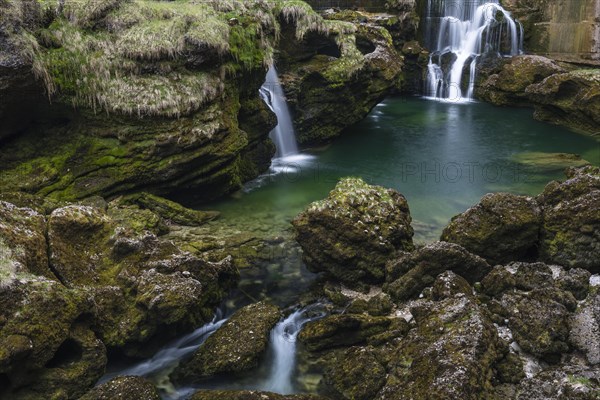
262;304;326;394
424;0;522;101
97;311;226;395
260;66;299;158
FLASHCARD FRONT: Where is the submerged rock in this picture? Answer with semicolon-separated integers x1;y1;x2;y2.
80;376;160;400
293;177;414;285
384;241;490;302
537;166;600;272
172;301;281;382
441;193;542;265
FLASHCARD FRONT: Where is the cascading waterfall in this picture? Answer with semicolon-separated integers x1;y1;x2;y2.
97;312;226;395
260;66;299;158
424;0;523;101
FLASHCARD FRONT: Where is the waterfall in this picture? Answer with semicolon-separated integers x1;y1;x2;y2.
97;312;226;390
262;304;326;394
424;0;522;101
260;67;299;158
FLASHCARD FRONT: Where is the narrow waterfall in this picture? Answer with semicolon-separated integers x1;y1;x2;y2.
262;305;326;394
97;312;226;389
260;66;299;158
424;0;522;101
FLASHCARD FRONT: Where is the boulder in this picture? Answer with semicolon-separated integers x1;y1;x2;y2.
0;201;54;279
80;376;161;400
441;193;542;265
477;55;565;106
537;166;600;272
322;346;386;399
171;301;281;382
293;177;414;285
384;242;490;302
299;314;393;352
379;295;502;399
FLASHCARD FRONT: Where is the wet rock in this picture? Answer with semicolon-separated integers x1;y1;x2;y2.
293;177;414;285
299;314;393;352
537;166;600;272
190;391;325;400
441;193;542;265
495;352;525;384
322;346;386;399
384;242;490;302
80;376;160;400
570;292;600;365
0;201;54;279
379;296;501;399
172;301;281;381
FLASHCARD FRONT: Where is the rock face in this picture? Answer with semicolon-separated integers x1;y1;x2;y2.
172;301;281;382
277;8;406;144
440;193;542;265
476;55;600;136
80;376;160;400
570;292;600;365
293;177;414;284
0;0;280;202
503;0;600;64
384;241;490;301
537;166;600;272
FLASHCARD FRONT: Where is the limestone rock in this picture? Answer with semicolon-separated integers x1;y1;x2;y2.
441;193;542;265
293;178;413;285
171;301;281;381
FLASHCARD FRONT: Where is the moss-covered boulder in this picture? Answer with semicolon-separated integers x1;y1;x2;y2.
379;295;502;399
80;376;161;400
322;346;386;399
293;177;414;285
441;193;542;265
0;275;105;399
0;201;54;279
477;55;565;106
172;301;281;382
537;166;600;272
384;241;490;302
190;390;326;400
298;313;393;352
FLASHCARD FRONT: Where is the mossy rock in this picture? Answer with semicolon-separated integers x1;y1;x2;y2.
441;193;542;266
190;390;326;400
293;177;414;285
537;166;600;272
80;376;161;400
384;241;490;302
171;301;281;382
298;313;392;352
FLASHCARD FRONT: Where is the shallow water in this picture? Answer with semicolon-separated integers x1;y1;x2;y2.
204;96;600;242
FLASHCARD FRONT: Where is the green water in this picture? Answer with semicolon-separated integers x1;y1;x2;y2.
204;96;600;243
